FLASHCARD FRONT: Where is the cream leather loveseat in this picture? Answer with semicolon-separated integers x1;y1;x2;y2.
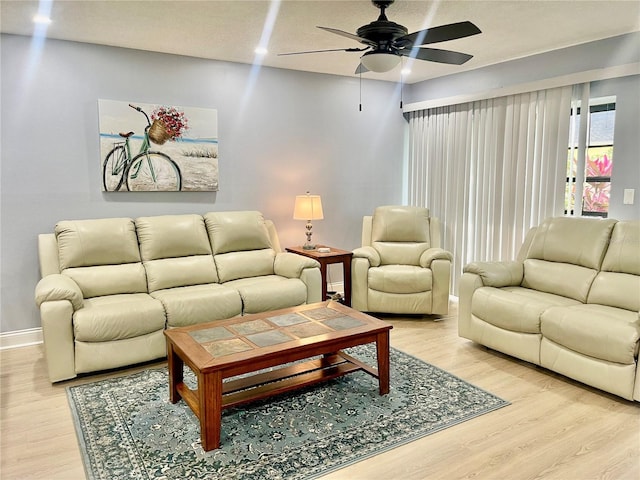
459;216;640;401
35;211;322;382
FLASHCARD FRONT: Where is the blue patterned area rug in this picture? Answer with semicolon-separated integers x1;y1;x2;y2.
67;344;508;480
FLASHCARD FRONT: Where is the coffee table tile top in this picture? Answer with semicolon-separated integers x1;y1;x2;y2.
285;321;332;338
267;313;309;327
230;319;272;335
187;304;370;359
323;316;365;331
189;326;235;343
303;307;341;320
246;330;294;348
202;338;253;357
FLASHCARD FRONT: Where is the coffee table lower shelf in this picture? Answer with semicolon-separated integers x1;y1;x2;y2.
175;351;376;411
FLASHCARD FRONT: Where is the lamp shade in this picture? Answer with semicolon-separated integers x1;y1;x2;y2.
360;51;401;73
293;193;324;220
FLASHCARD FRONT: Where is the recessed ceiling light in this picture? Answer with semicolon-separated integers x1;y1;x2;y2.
33;15;52;24
254;47;268;55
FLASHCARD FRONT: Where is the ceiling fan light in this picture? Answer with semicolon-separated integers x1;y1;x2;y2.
360;52;401;72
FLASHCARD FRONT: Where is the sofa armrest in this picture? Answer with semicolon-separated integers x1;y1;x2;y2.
464;261;523;287
351;257;371;311
420;248;453;268
35;274;83;382
35;274;84;310
39;300;77;382
458;272;485;339
352;246;380;267
274;252;320;278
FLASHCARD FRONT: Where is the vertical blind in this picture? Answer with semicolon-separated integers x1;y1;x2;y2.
407;85;573;294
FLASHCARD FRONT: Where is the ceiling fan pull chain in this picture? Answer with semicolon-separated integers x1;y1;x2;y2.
359;70;363;112
400;58;404;109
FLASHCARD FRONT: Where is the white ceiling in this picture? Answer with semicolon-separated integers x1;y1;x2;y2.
2;0;639;83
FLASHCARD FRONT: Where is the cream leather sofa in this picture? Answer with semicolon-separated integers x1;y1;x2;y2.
35;211;322;382
459;216;640;401
351;206;453;315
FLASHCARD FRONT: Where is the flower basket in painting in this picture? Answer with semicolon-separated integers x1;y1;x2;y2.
150;106;189;144
148;119;171;145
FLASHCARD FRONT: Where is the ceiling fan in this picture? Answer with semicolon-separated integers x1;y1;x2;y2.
280;0;481;74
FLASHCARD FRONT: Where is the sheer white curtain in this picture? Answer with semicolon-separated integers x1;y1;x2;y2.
407;86;573;294
566;83;591;216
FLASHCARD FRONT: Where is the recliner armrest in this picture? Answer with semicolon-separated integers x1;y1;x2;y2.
353;246;381;267
420;248;453;268
464;261;523;287
274;252;320;278
35;274;84;310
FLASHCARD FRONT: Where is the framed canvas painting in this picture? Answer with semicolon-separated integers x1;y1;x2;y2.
98;99;218;191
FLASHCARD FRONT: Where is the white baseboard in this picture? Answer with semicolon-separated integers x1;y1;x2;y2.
0;327;43;350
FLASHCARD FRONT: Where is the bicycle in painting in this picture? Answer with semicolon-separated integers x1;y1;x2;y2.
102;103;182;191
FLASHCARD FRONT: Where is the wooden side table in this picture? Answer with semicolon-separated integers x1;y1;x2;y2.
285;245;353;307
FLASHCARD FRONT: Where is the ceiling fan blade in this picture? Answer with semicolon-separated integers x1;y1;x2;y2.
279;47;368;56
402;47;473;65
355;63;369;75
317;26;377;47
400;21;481;47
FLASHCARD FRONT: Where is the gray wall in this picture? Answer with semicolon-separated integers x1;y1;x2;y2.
3;32;639;335
406;32;640;220
1;34;406;333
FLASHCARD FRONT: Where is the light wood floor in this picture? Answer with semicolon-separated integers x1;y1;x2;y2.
1;302;638;480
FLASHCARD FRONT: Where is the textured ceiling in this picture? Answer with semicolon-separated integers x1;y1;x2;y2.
1;0;639;83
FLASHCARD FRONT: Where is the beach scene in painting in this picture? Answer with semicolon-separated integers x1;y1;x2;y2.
98;99;218;192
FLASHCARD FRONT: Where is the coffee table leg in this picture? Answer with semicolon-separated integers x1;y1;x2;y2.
167;342;183;404
199;370;222;451
376;331;390;395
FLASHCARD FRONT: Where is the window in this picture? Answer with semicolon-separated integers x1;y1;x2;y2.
566;99;616;217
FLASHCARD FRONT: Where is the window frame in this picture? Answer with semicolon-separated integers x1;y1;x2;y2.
565;99;615;218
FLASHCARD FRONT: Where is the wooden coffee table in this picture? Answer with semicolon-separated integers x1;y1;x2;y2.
164;301;392;451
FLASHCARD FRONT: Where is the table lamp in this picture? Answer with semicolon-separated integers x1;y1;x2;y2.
293;192;324;250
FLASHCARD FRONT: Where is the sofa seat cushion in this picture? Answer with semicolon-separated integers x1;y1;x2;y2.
74;294;166;342
472;286;581;334
151;284;242;328
368;265;432;294
224;276;307;314
541;304;640;364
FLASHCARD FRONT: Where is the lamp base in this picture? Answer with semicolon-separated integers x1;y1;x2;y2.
303;221;316;250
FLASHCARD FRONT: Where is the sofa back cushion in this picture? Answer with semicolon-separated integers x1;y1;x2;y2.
588;220;640;311
371;206;431;266
136;214;218;292
205;211;275;282
55;218;147;297
522;217;617;302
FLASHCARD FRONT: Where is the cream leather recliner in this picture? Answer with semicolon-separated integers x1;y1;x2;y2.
351;206;453;315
